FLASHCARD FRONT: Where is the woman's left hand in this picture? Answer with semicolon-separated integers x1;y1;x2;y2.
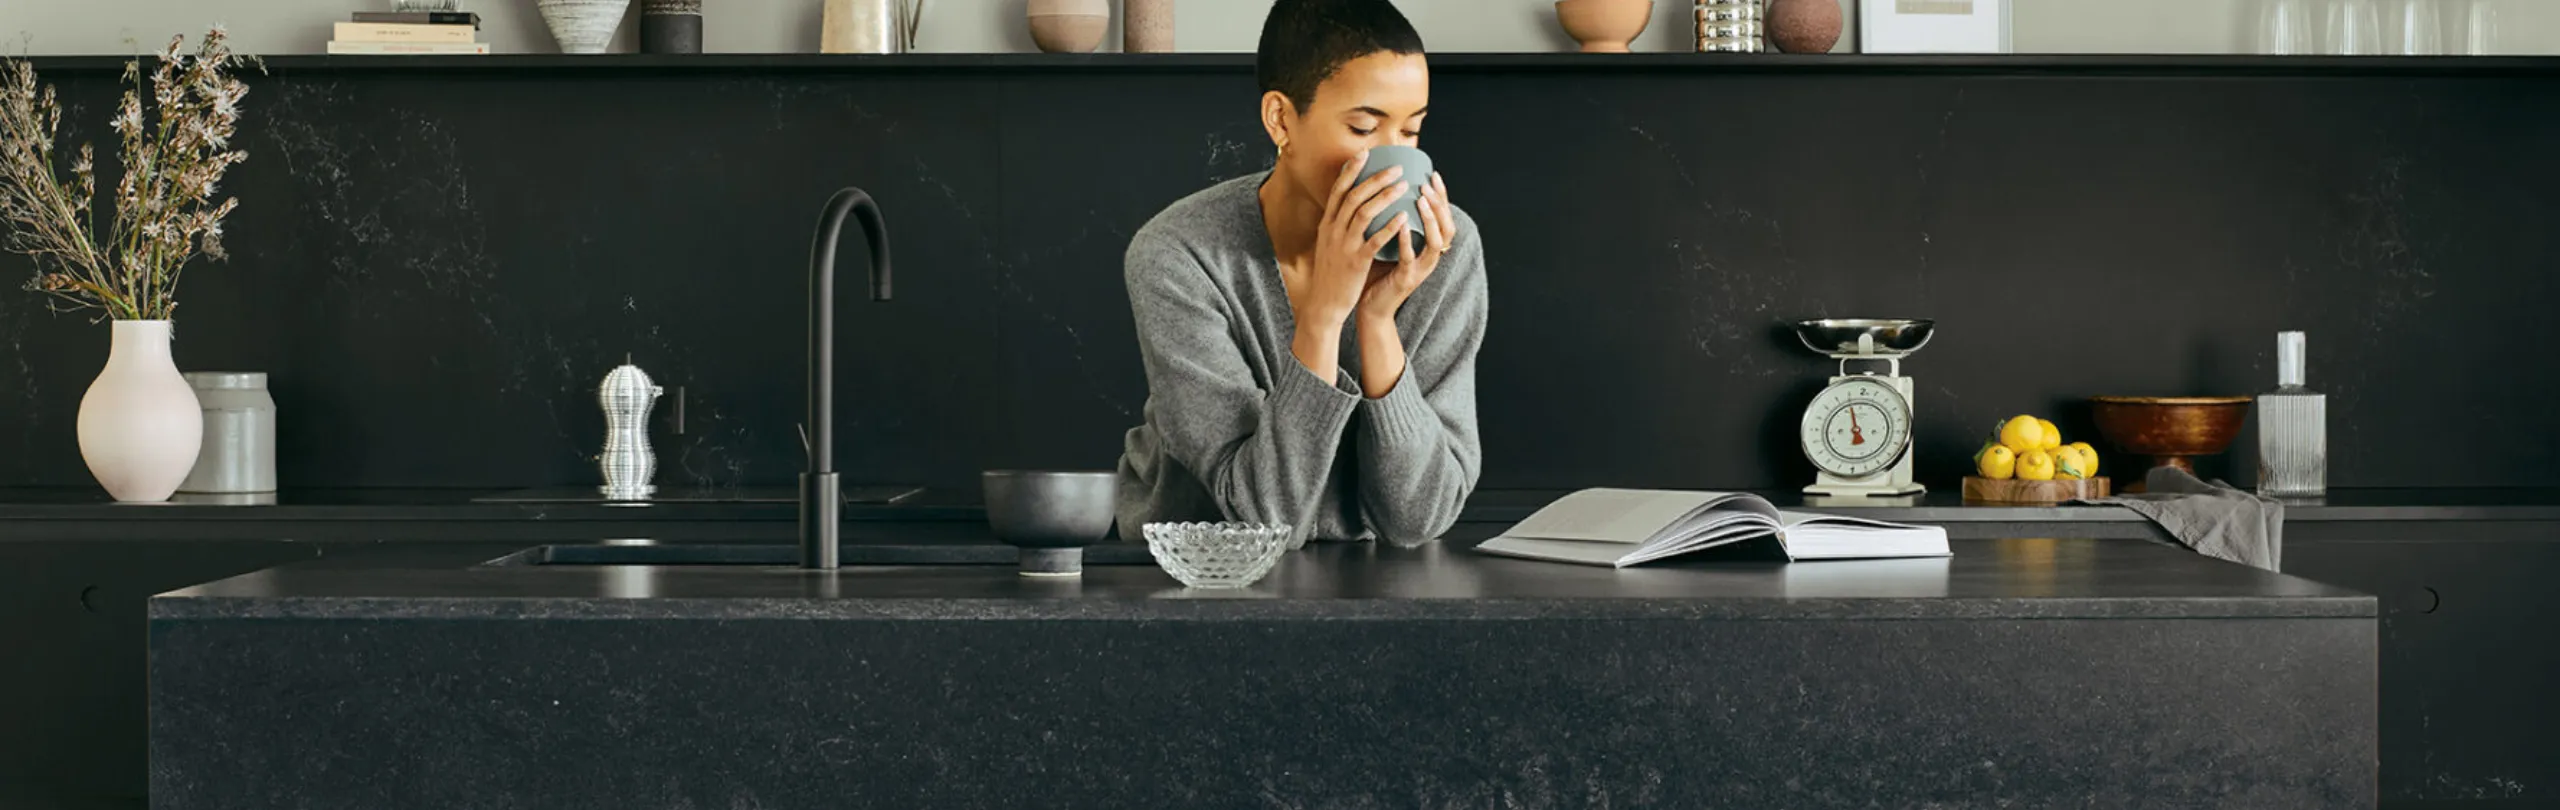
1357;172;1455;324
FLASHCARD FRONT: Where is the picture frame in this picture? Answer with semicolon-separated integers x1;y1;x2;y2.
1857;0;2013;54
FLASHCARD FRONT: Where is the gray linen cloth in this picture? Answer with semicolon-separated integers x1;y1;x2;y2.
2078;466;2285;571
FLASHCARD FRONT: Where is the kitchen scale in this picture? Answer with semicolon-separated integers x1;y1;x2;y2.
1792;318;1933;498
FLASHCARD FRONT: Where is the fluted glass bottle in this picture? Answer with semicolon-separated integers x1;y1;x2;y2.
2256;331;2327;496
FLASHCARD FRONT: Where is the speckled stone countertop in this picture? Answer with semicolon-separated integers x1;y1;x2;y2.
152;525;2373;622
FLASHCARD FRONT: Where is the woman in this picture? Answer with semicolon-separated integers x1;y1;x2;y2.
1116;0;1484;546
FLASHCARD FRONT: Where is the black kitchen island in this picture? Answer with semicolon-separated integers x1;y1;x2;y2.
147;528;2375;809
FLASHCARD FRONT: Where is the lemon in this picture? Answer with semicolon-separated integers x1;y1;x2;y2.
1998;416;2045;455
2037;418;2062;451
1975;443;2016;480
2069;442;2100;476
2053;446;2088;480
2015;449;2056;481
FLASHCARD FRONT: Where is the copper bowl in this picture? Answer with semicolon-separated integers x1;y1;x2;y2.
2088;396;2254;482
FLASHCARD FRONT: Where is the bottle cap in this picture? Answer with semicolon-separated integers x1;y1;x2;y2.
2277;331;2306;387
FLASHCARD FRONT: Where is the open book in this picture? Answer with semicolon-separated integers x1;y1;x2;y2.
1473;488;1952;567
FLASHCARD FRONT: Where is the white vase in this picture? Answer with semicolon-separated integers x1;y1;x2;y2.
537;0;632;54
77;320;203;503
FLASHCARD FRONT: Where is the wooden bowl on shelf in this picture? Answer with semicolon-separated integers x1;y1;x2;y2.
1962;476;2111;505
2088;396;2253;485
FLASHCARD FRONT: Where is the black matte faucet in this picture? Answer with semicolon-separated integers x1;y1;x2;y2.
801;188;893;570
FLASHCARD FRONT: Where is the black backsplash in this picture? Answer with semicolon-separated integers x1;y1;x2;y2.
2;58;2550;491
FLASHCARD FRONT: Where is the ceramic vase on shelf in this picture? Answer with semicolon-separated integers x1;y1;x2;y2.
537;0;631;54
640;0;703;54
1766;0;1842;53
1556;0;1654;53
77;320;202;503
1028;0;1109;54
1125;0;1174;52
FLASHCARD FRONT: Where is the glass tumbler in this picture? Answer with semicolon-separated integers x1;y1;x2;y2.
2326;0;2384;54
2257;0;2316;54
2393;0;2443;54
2464;0;2502;54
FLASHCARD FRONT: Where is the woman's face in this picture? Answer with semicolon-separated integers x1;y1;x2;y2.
1267;51;1431;207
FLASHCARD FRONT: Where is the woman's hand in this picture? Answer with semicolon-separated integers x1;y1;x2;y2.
1283;151;1411;330
1358;171;1454;325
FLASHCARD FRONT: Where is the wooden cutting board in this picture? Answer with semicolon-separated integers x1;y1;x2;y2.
1962;476;2111;504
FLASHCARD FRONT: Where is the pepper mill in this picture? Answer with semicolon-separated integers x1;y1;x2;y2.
600;362;663;501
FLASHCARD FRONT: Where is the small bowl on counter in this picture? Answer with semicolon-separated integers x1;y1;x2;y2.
2088;396;2254;487
982;470;1118;577
1142;522;1294;589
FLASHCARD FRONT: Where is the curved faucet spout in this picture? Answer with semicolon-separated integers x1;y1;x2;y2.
802;187;893;570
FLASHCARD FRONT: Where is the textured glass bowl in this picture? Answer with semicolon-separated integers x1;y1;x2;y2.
1142;522;1293;589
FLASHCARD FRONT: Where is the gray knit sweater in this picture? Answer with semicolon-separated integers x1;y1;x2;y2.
1115;172;1486;546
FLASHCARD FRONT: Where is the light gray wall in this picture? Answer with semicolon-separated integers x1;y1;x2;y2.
0;0;2549;56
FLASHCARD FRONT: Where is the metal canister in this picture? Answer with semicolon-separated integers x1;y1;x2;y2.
1696;0;1768;52
177;372;277;494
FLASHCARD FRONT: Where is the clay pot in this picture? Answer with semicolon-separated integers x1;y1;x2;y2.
1028;0;1109;53
1767;0;1844;53
1124;0;1174;53
1556;0;1654;53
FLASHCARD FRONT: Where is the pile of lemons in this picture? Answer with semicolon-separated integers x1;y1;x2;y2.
1974;416;2100;482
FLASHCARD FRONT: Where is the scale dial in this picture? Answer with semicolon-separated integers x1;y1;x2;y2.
1800;376;1913;479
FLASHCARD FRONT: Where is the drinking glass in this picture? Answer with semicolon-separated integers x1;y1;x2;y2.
2393;0;2443;54
2464;0;2502;54
2256;0;2316;54
2326;0;2384;54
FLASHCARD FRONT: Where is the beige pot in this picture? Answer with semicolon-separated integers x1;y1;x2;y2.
1555;0;1654;53
77;320;203;503
1029;0;1109;53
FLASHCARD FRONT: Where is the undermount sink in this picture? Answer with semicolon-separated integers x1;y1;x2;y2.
469;486;923;505
480;543;1155;568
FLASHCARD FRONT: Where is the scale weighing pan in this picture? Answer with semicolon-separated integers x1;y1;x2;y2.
1793;318;1934;356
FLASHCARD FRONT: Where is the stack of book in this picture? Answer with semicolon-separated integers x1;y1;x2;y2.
327;10;488;55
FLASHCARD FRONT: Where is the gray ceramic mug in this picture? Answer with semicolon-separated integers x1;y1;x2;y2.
1357;145;1433;262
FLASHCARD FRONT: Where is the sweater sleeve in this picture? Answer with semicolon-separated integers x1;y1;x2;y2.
1354;212;1488;544
1125;231;1359;538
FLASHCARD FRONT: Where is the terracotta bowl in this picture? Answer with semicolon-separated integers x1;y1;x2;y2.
2088;396;2254;480
1556;0;1654;53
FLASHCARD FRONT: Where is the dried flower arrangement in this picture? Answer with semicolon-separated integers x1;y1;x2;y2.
0;28;254;321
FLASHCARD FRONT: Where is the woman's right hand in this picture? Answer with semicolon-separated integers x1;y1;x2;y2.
1284;151;1410;330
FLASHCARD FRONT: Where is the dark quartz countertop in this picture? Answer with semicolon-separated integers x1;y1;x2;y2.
11;485;2560;525
153;523;2373;622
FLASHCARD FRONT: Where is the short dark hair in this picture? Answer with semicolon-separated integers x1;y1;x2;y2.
1255;0;1427;112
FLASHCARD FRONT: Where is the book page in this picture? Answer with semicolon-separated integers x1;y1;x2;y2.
1776;512;1951;559
1472;536;1643;566
1504;489;1742;545
1777;510;1926;530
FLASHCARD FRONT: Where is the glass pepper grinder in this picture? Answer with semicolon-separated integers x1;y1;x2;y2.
2256;331;2327;496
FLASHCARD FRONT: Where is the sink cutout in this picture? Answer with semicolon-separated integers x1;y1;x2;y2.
469;486;923;505
481;543;1153;568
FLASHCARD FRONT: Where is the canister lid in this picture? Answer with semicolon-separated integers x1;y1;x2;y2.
183;371;268;390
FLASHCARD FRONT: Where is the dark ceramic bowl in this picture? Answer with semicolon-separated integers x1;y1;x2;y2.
2088;396;2254;478
982;471;1117;575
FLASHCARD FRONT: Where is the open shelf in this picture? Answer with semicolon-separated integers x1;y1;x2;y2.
16;51;2560;77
